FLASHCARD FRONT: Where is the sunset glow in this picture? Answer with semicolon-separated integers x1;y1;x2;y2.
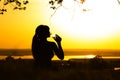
0;0;120;49
50;0;120;39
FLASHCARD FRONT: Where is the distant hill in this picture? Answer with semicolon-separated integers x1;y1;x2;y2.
0;49;32;56
0;49;120;56
64;49;120;56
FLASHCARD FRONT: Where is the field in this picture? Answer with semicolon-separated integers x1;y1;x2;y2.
0;56;120;80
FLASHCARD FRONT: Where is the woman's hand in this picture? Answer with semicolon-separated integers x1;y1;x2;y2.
53;34;62;43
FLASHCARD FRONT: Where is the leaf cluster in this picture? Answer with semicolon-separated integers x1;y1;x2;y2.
0;0;29;14
0;9;7;14
49;0;63;10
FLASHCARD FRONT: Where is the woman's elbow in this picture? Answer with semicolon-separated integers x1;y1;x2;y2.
60;55;64;60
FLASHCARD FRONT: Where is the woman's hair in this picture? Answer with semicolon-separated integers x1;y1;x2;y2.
35;25;49;34
35;25;50;37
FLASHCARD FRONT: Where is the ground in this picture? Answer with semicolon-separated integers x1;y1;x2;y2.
0;58;120;80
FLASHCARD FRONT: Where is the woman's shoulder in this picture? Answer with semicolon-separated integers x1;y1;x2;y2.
47;41;56;46
48;41;55;44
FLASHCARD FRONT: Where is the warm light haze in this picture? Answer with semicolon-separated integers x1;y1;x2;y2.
0;0;120;49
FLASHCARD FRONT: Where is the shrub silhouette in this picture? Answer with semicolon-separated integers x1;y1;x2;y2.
89;55;109;69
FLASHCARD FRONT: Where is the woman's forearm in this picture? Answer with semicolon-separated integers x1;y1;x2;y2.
57;42;64;60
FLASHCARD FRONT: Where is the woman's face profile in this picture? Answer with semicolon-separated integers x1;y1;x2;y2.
45;29;50;37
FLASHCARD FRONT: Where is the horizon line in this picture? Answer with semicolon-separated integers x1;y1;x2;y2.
0;48;120;51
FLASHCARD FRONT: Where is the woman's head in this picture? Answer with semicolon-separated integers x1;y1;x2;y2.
35;25;50;38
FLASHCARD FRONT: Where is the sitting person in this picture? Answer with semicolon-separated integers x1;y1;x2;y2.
32;25;64;67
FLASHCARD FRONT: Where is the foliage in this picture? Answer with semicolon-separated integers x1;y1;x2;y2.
0;0;120;15
0;0;28;14
49;0;63;10
48;0;86;17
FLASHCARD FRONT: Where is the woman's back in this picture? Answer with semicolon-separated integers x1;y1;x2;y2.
32;35;54;65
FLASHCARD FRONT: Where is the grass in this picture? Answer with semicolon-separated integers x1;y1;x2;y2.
0;57;120;80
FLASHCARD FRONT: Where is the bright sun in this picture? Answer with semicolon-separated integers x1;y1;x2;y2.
50;0;120;41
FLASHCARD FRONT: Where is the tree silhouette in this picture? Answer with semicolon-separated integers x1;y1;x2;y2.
0;0;86;14
49;0;86;17
0;0;28;14
0;0;120;14
48;0;120;22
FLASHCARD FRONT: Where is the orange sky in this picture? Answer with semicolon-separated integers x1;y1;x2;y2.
0;0;120;49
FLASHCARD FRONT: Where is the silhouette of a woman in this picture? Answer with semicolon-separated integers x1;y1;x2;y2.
32;25;64;67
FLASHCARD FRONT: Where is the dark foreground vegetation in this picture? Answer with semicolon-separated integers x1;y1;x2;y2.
0;56;120;80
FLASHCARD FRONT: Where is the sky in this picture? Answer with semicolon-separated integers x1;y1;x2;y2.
0;0;120;49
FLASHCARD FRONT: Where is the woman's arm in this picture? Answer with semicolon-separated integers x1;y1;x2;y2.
52;34;64;60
